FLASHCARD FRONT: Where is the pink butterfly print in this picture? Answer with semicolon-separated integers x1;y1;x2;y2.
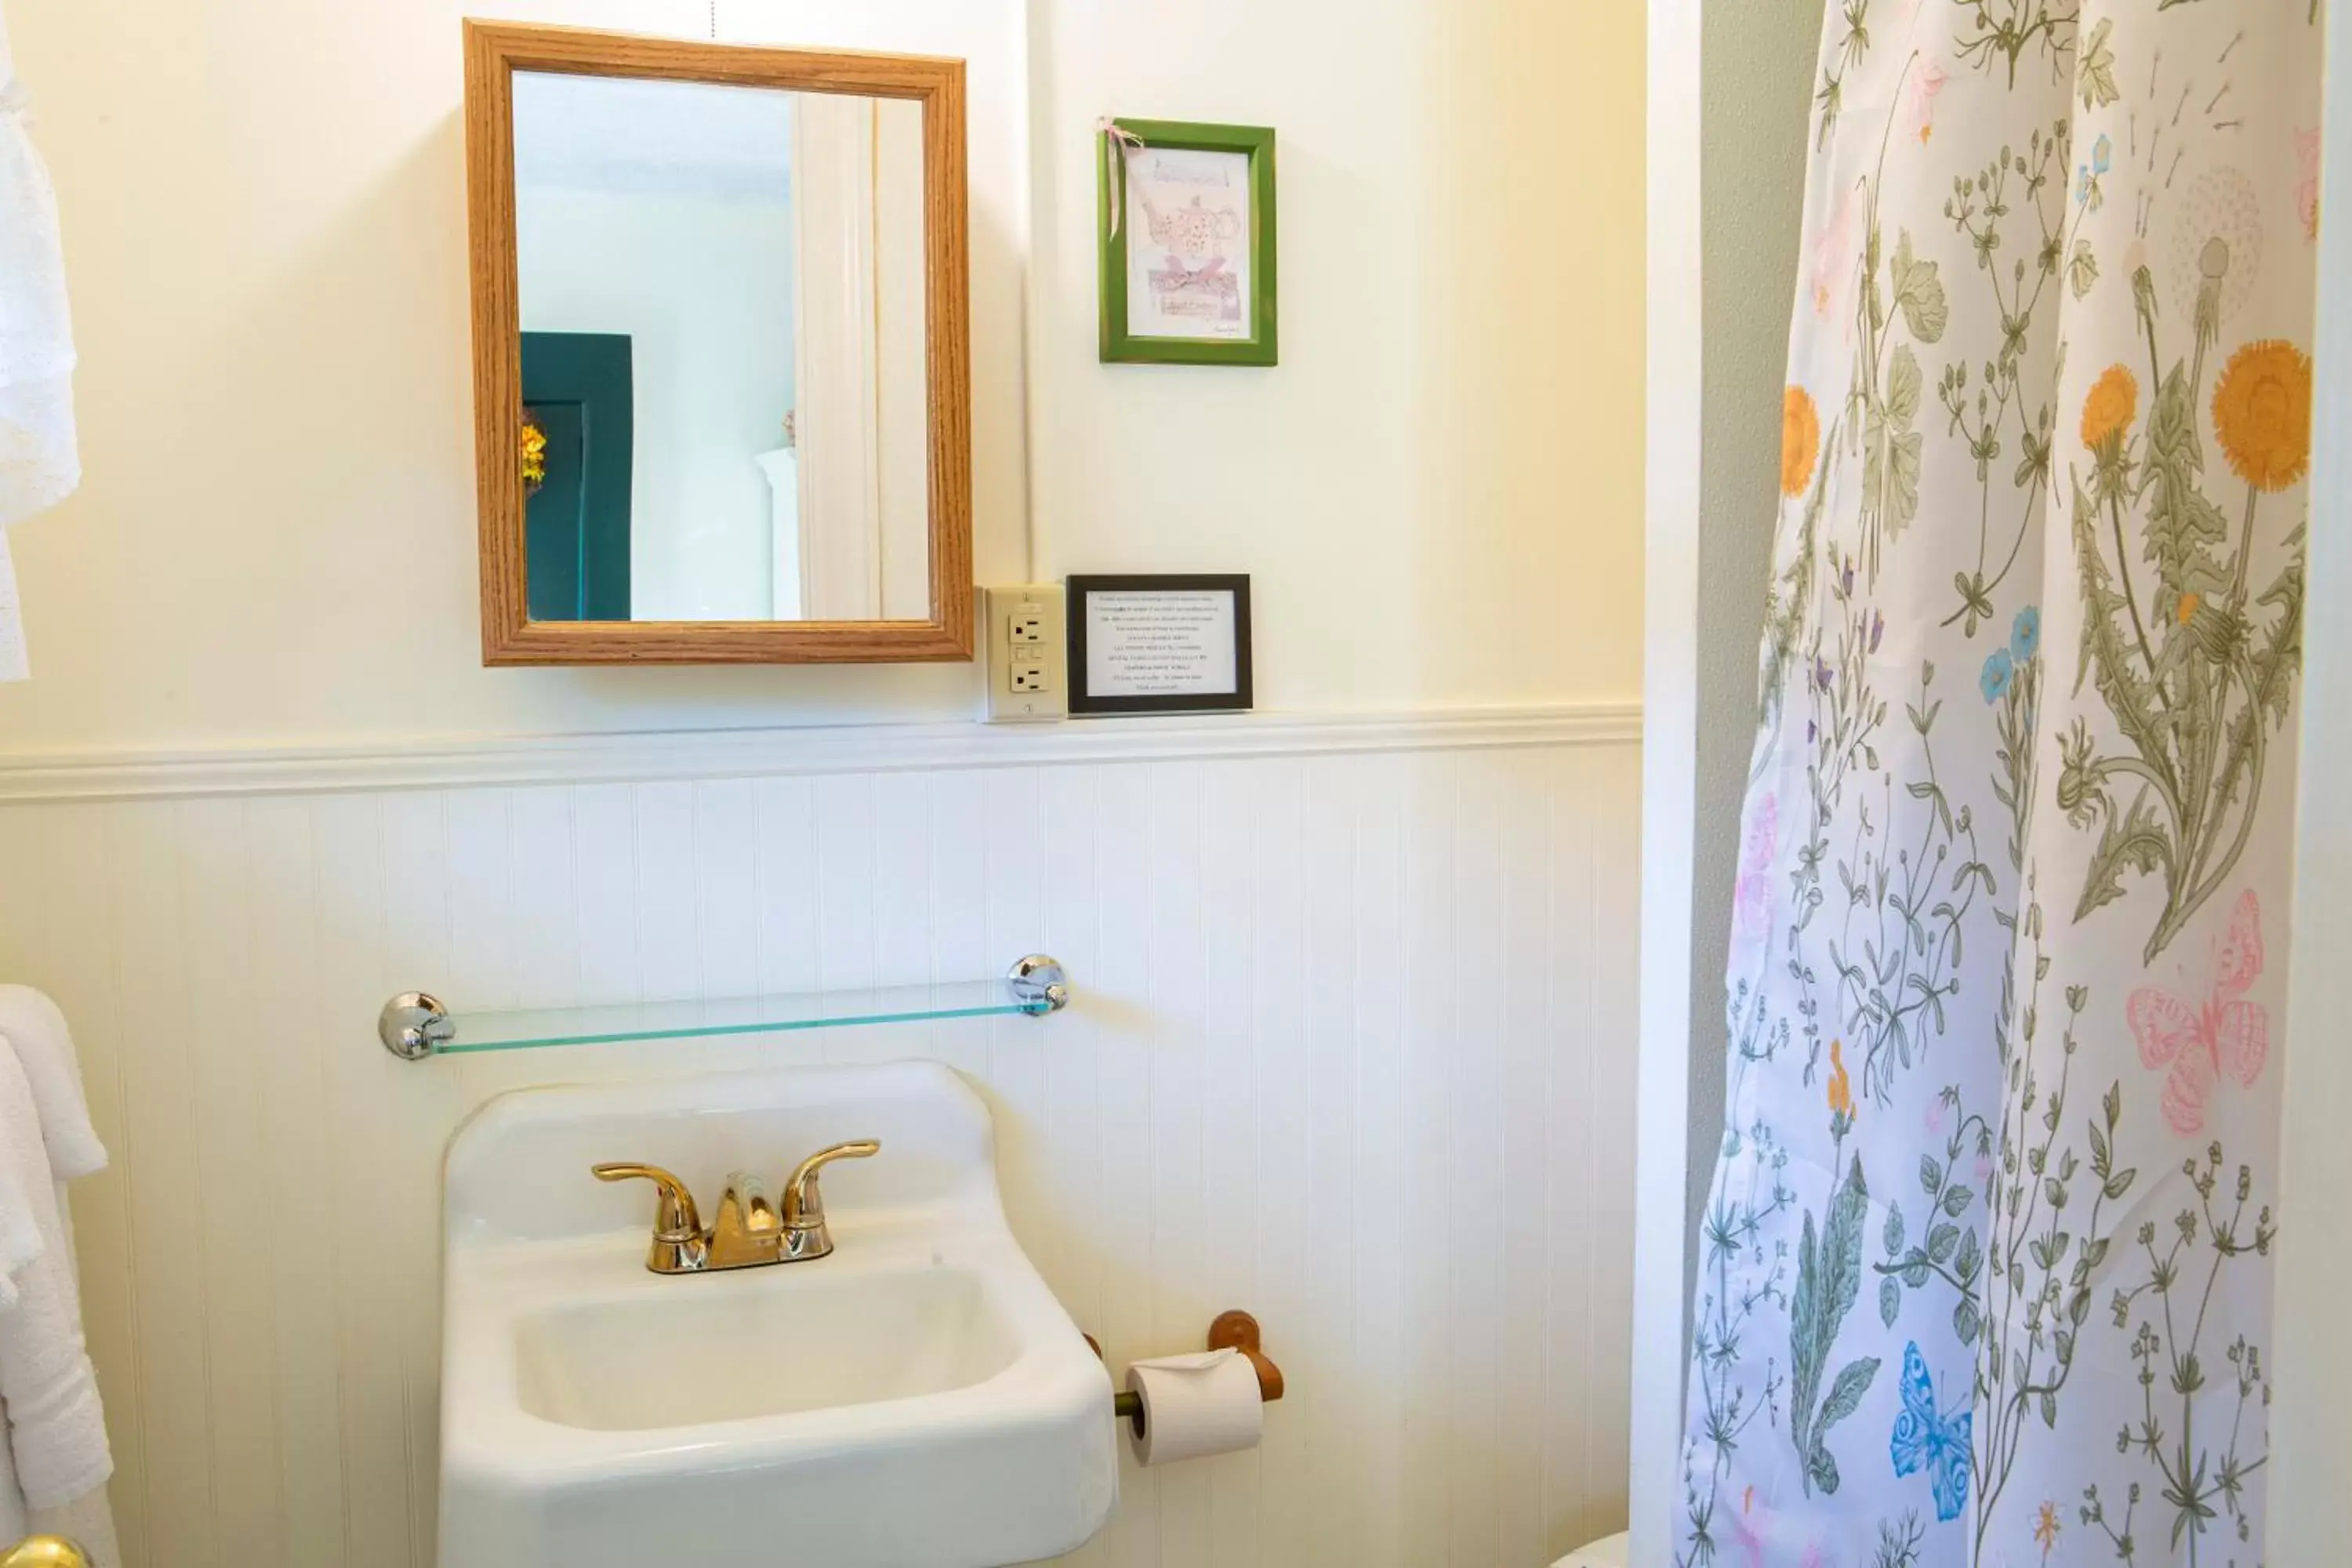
1734;792;1779;942
2125;889;2270;1136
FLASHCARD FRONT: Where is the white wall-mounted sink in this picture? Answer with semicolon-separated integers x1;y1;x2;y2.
438;1061;1117;1568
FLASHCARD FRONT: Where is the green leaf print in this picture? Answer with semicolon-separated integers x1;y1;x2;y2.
2073;794;2169;923
2067;238;2100;299
2077;17;2120;109
1891;231;1948;343
1888;343;1924;426
1865;348;1926;545
1789;1156;1881;1494
2062;272;2308;957
2140;365;2231;600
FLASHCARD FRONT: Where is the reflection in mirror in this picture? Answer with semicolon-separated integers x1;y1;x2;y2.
510;71;931;623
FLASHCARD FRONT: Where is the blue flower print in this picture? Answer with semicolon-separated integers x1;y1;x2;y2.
2077;137;2111;210
2010;604;2041;663
1980;646;2014;702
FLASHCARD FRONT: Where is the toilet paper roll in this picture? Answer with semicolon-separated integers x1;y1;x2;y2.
1123;1348;1265;1466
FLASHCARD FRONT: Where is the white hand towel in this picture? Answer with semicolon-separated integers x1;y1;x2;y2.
0;989;105;1181
0;1040;113;1519
0;1160;120;1568
0;1155;34;1313
0;1407;20;1551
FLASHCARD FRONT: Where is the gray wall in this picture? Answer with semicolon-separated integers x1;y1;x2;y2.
1685;2;1820;1298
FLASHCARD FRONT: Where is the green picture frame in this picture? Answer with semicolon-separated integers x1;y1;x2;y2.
1097;118;1277;367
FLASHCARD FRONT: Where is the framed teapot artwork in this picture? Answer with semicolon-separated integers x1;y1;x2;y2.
1096;119;1277;366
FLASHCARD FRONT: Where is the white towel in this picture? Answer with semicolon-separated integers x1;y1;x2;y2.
0;1202;121;1568
0;1038;113;1536
0;989;105;1182
0;1148;34;1313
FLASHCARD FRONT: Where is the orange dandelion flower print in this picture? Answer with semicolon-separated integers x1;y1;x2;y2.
2080;364;2138;452
2177;591;2201;626
2213;339;2314;492
1827;1038;1853;1120
2034;1499;2061;1552
1781;385;1821;498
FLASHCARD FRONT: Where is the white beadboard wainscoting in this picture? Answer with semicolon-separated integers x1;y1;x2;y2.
0;706;1641;1568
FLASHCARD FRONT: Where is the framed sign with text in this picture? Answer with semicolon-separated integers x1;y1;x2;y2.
1065;574;1253;716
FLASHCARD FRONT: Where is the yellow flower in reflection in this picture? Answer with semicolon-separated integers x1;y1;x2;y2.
521;419;549;495
1782;385;1821;498
2213;339;2314;492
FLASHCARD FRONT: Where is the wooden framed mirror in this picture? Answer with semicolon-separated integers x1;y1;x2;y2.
462;21;972;664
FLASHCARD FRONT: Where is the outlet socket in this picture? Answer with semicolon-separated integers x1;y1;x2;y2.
980;584;1069;723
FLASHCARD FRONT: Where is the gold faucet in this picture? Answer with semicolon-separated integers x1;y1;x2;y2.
592;1140;880;1273
1;1539;92;1568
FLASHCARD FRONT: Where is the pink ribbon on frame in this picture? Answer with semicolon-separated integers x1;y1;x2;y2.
1099;117;1147;240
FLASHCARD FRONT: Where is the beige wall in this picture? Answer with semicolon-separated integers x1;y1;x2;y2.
1027;0;1645;715
0;0;1642;755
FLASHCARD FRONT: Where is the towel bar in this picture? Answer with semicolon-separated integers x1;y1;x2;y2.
379;954;1071;1059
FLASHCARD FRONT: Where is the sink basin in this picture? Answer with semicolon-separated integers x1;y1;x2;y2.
513;1265;1020;1431
437;1060;1118;1568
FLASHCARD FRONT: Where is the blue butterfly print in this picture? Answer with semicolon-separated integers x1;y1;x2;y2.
1889;1340;1971;1523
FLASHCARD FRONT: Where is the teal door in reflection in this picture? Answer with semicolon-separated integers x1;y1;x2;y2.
521;331;633;621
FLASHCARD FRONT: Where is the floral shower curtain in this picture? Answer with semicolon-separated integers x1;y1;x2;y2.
1677;4;2320;1566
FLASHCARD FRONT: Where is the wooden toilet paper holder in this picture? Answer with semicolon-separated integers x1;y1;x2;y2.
1094;1308;1283;1436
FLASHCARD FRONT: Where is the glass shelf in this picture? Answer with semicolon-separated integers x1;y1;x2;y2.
379;956;1069;1059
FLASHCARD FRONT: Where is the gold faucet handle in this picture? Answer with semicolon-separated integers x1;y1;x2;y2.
782;1139;880;1229
1;1538;92;1568
590;1162;702;1240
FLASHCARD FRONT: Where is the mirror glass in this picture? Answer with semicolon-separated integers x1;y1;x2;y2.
511;71;931;622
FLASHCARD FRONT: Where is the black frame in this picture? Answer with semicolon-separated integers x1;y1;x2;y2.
1066;574;1254;716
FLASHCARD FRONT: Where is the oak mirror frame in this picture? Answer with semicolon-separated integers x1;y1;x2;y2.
463;20;974;664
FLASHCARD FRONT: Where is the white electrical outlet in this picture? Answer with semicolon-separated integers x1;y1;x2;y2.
979;584;1069;722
